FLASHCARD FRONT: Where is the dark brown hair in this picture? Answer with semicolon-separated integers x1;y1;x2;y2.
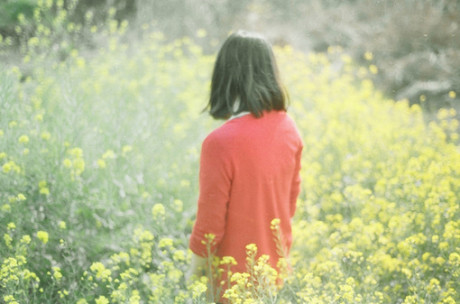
206;31;288;119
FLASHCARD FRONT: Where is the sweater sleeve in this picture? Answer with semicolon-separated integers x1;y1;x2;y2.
189;134;232;257
289;143;303;218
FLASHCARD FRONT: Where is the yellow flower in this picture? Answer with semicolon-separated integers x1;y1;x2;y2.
38;180;50;195
180;179;190;188
63;158;72;168
3;295;18;304
435;257;445;265
173;250;185;262
2;162;11;173
52;267;63;281
136;229;154;242
20;235;31;244
37;230;49;244
58;221;66;229
369;64;378;74
200;233;216;246
2;161;21;174
110;252;130;266
4;233;13;248
196;29;207;38
173;199;183;212
270;218;281;230
448;91;456;99
102;149;116;159
69;147;83;158
41;131;51;140
364;51;373;61
158;237;174;249
189;279;207;299
73;158;85;175
39;187;50;195
95;296;109;304
220;256;237;266
97;159;106;168
439;241;449;251
152;203;165;220
2;204;11;212
422;252;431;261
122;145;132;155
449;252;460;266
85;11;94;20
246;243;258;257
128;290;140;304
341;54;352;64
90;262;112;282
18;135;29;143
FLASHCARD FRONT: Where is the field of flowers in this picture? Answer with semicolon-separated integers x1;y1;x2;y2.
1;2;459;303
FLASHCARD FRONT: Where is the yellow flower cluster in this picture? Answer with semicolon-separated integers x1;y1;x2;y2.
63;147;85;179
152;203;166;221
223;244;280;303
90;262;112;282
36;230;49;244
275;47;460;303
0;233;40;301
38;180;50;196
2;160;21;174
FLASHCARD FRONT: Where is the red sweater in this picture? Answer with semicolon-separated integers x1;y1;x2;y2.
189;110;303;276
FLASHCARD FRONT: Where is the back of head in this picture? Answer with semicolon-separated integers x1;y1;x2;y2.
207;31;287;119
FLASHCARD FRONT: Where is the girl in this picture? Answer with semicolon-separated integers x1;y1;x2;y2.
188;30;303;300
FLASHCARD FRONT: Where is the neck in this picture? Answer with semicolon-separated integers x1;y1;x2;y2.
229;111;250;120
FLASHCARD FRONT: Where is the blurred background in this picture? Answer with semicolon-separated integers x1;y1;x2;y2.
1;0;459;114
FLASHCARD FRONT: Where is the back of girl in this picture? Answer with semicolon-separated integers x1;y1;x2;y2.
188;30;303;302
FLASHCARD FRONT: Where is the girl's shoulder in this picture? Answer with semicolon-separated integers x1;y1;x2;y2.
202;121;236;149
203;110;300;146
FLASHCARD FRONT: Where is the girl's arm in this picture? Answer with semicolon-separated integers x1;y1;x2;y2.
186;253;207;283
289;144;303;217
189;135;231;255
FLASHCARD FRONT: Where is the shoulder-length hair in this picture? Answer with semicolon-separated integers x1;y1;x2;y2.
205;31;288;119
